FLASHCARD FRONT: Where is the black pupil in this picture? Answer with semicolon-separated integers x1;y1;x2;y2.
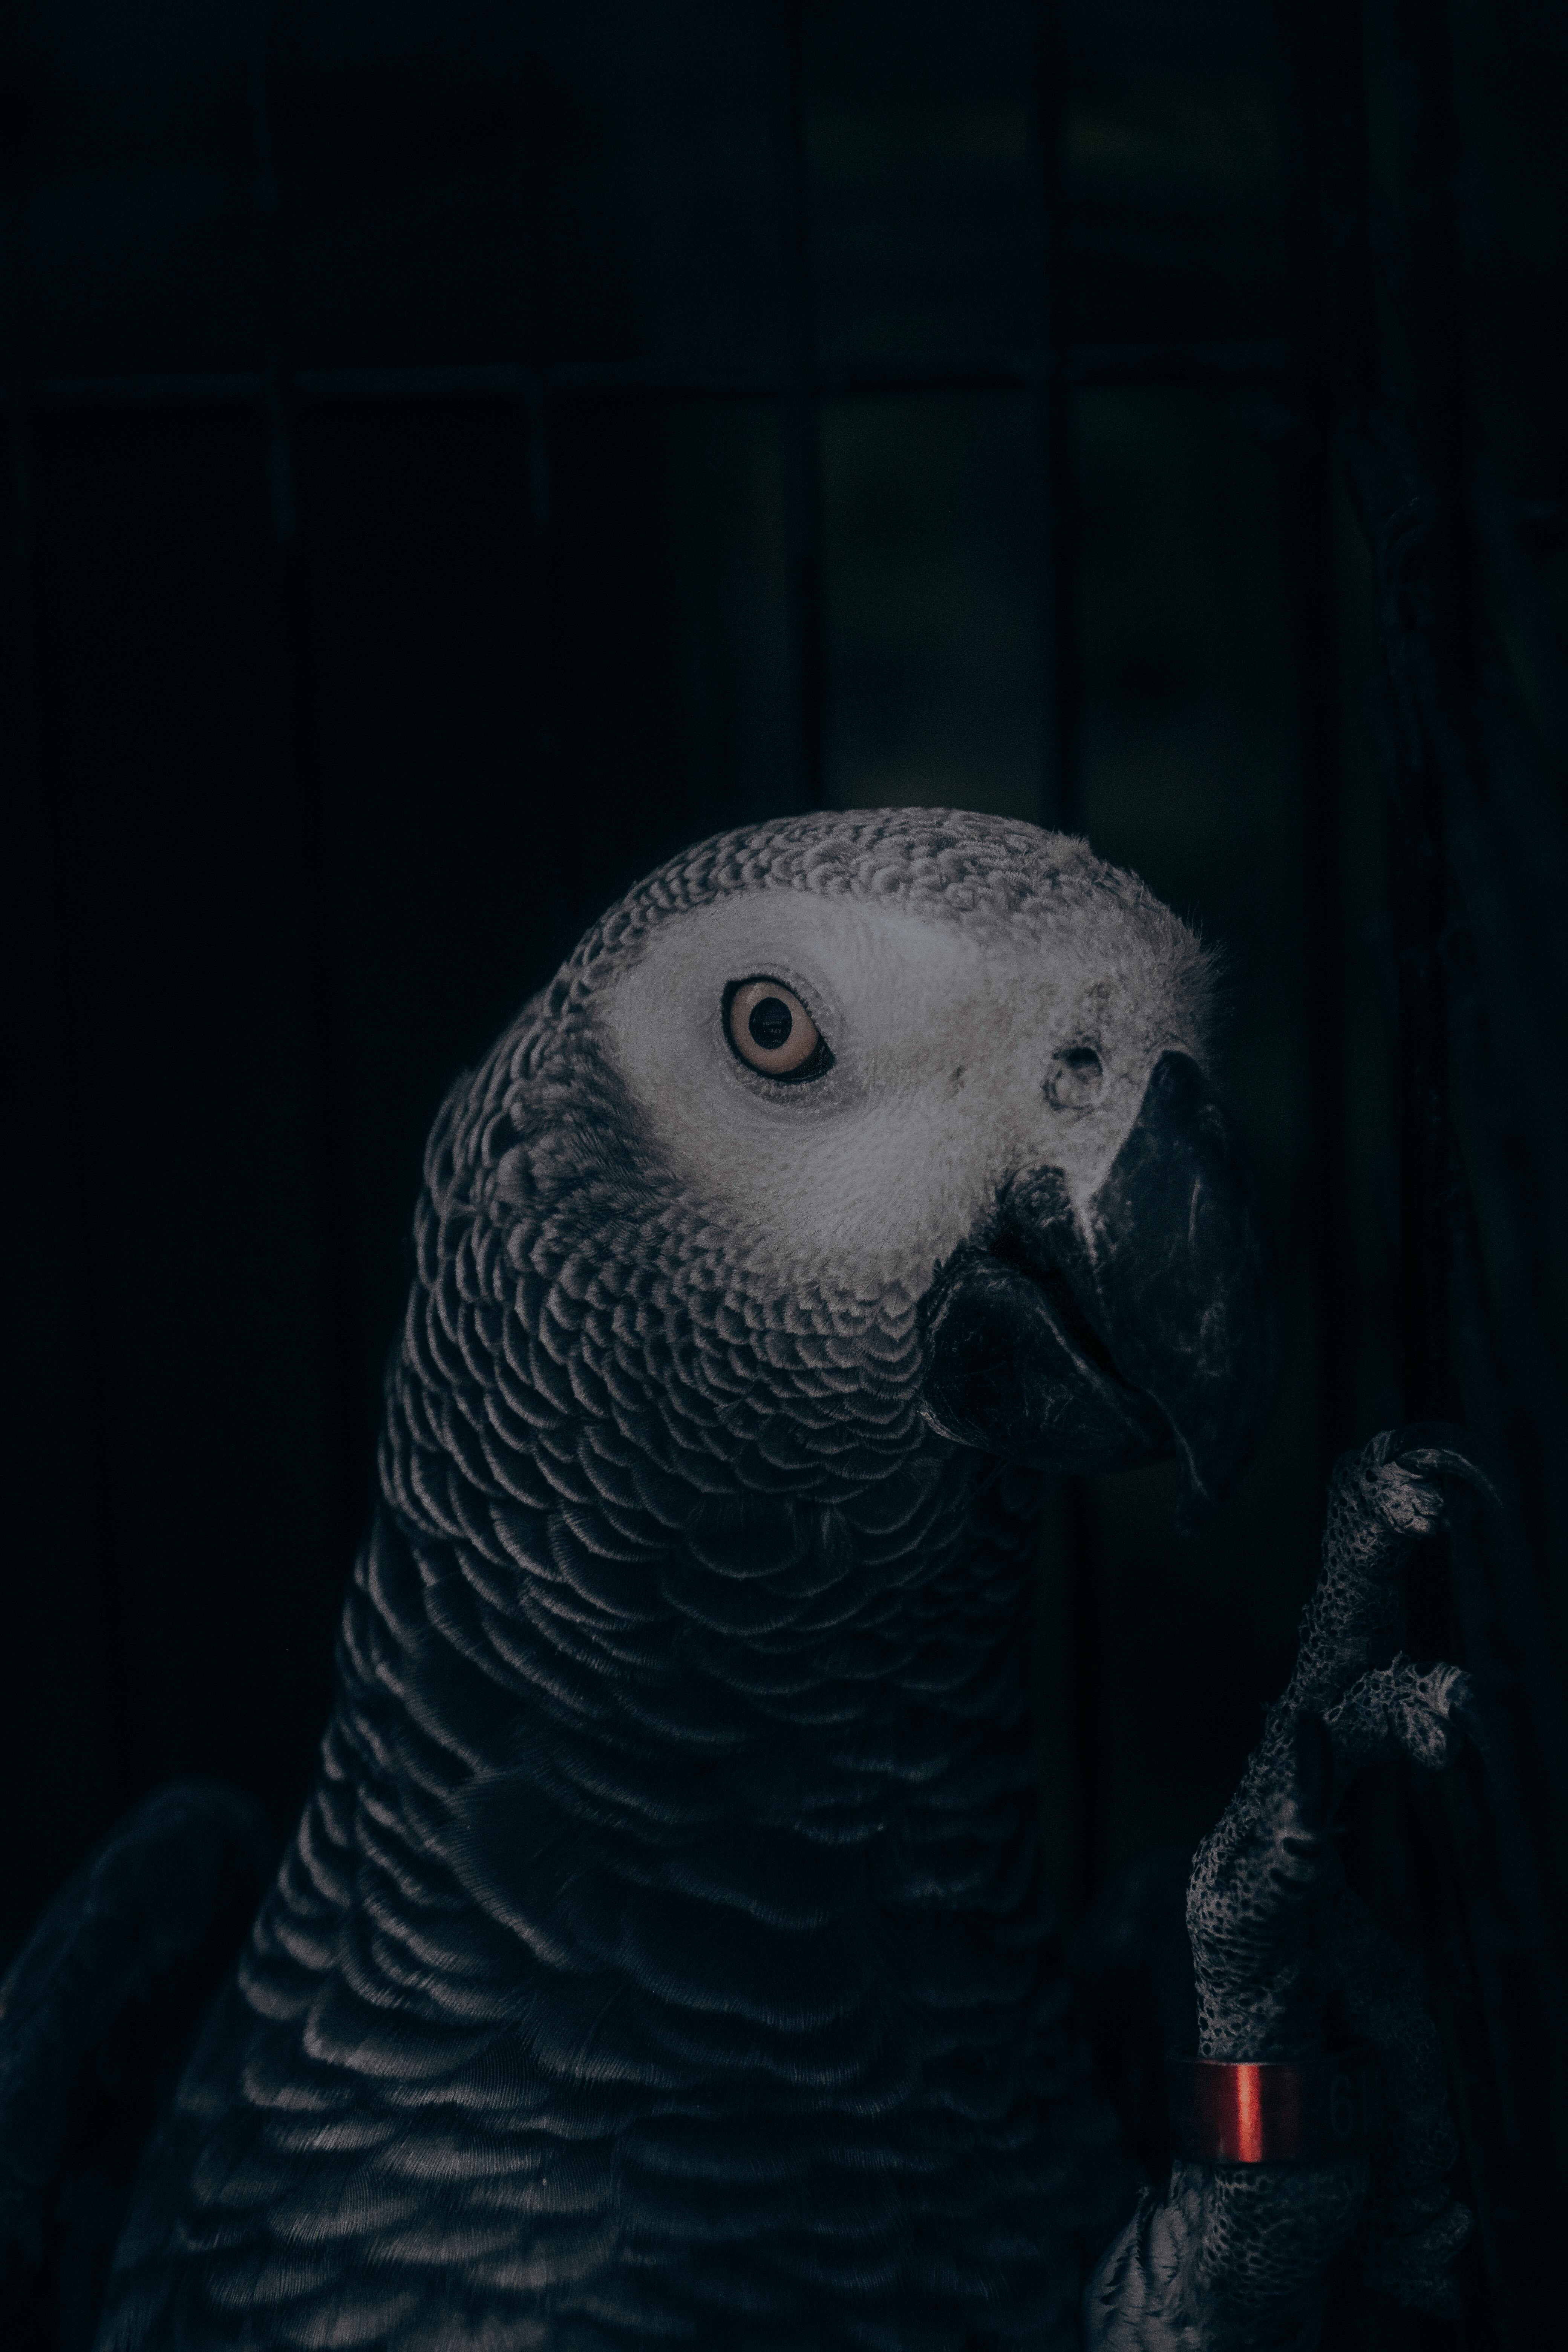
748;996;794;1052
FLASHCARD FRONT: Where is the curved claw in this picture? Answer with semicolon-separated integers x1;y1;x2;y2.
1392;1447;1502;1515
1355;1425;1502;1542
1373;1421;1502;1515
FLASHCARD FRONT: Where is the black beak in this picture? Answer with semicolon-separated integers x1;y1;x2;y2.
919;1052;1277;1530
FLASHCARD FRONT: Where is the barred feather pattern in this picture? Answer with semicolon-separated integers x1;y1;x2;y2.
96;813;1140;2351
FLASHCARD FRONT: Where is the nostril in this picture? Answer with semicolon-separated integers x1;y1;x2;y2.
1046;1044;1104;1110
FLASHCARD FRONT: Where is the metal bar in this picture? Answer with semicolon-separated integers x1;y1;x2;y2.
3;164;148;1806
12;341;1295;417
777;0;827;813
1361;0;1476;1445
250;66;369;1571
1032;1;1103;1917
1285;2;1354;1484
518;372;578;970
1064;342;1291;388
1034;4;1077;837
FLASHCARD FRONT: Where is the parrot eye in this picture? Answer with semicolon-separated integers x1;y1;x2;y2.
724;978;831;1081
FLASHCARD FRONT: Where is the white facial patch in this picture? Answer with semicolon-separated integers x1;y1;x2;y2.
599;887;1197;1300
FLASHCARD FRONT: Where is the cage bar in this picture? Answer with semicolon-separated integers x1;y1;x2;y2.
778;0;827;813
251;64;369;1571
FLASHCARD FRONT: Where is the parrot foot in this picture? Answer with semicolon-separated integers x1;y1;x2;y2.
1322;1654;1475;1779
1283;1423;1496;1723
1357;1424;1501;1540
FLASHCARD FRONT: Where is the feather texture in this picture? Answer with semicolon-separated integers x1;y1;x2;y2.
95;813;1181;2348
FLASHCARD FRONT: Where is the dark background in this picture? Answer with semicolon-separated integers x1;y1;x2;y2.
2;2;1565;2341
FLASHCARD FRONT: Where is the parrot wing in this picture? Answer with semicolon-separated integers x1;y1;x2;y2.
0;1780;274;2352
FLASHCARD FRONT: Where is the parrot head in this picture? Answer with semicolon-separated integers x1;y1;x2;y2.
471;809;1275;1534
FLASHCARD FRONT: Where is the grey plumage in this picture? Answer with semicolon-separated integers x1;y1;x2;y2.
101;811;1161;2347
0;809;1472;2349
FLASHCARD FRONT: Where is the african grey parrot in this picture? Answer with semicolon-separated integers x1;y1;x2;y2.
0;810;1478;2348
